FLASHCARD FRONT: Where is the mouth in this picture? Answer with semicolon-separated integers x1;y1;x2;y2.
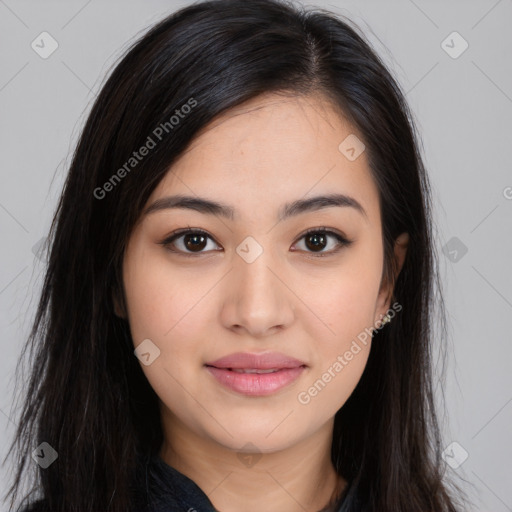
212;367;292;374
204;352;308;396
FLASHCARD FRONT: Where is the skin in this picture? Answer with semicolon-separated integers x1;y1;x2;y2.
117;92;408;512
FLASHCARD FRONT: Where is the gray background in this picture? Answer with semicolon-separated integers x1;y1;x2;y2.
1;0;511;510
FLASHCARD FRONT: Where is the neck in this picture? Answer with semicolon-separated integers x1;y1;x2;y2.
159;414;347;512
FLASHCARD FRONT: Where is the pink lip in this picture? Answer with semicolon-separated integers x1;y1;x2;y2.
205;351;306;370
204;352;307;397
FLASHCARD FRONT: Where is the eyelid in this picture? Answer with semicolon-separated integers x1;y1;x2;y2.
158;226;353;257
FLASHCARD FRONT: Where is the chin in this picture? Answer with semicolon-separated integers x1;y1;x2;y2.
206;424;304;454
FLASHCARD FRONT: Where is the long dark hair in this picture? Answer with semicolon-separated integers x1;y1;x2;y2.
4;0;469;510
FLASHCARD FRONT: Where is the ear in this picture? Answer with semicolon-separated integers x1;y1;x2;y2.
375;232;409;322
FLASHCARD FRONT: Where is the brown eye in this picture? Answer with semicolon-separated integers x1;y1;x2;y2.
304;232;328;252
182;232;208;252
160;227;352;258
160;229;221;255
293;228;352;257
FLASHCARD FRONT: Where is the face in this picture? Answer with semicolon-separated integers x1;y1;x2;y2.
120;92;406;454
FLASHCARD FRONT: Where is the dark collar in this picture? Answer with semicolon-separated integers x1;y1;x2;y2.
135;454;217;511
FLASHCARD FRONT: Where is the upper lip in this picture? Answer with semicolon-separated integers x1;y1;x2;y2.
205;352;307;370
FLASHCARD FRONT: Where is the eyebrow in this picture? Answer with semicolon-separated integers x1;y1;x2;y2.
143;193;367;222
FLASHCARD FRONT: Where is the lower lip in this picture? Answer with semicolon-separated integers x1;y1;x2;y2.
205;366;306;396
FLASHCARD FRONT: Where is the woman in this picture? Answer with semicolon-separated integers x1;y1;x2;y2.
5;0;469;510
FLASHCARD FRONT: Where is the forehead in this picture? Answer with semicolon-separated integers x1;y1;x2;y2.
148;92;380;225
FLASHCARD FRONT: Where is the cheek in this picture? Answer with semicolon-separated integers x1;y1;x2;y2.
122;248;222;409
122;251;208;413
293;253;381;411
123;246;202;346
299;259;382;351
299;347;370;416
296;276;375;414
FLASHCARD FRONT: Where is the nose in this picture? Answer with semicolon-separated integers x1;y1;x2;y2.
220;245;295;338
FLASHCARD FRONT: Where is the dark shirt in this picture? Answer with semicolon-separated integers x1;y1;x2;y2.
20;454;359;512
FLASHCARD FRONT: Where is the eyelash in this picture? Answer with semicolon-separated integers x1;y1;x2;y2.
158;227;353;258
